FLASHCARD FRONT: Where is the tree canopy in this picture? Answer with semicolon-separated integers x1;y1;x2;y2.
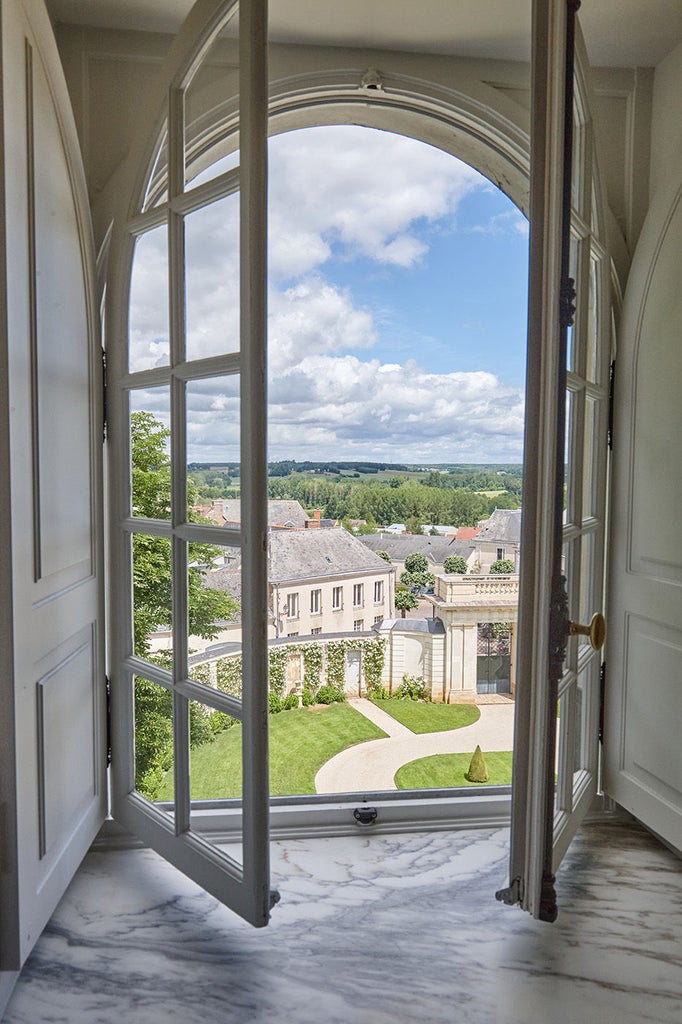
131;411;240;798
394;586;419;617
489;558;516;575
443;555;467;574
131;411;239;657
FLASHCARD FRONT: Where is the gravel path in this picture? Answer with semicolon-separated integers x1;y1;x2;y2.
314;699;515;794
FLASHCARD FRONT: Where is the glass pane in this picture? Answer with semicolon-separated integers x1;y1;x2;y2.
188;698;242;802
553;693;564;811
573;672;587;778
566;236;579;372
189;150;240;191
130;388;171;519
184;11;240;191
134;675;175;810
142;133;169;211
185;193;240;360
186;377;241;518
564;389;577;527
187;541;243;671
129;226;170;372
586;256;600;383
582;394;599;521
133;535;172;659
578;530;597;632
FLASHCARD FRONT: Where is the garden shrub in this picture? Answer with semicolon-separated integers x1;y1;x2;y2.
282;692;299;710
466;745;489;783
269;691;283;714
301;686;315;707
315;684;346;705
208;710;233;735
367;684;389;700
395;673;430;701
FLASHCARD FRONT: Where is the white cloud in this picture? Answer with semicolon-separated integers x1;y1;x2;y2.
128;125;526;463
268;125;483;276
471;208;529;237
266;354;524;463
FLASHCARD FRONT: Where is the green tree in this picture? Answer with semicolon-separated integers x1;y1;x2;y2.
489;558;516;574
376;550;392;563
131;412;240;797
400;568;435;590
131;412;239;656
443;555;467;574
405;515;424;534
394;586;419;618
404;552;429;574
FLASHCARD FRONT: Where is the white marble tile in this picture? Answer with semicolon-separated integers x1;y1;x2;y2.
5;821;682;1024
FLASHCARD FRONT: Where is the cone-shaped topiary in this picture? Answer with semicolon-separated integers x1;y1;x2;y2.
466;745;489;783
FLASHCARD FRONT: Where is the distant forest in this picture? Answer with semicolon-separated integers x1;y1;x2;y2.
188;462;523;529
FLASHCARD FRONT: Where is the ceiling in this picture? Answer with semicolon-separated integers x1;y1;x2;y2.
45;0;682;69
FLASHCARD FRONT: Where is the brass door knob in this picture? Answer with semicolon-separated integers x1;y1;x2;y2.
569;612;606;651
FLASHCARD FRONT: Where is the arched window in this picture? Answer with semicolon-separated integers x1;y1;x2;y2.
106;0;612;924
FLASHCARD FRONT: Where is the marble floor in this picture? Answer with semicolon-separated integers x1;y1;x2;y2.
4;819;681;1024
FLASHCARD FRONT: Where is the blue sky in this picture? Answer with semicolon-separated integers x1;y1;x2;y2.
130;125;529;464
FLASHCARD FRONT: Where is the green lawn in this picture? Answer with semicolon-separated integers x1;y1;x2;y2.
156;702;387;800
394;750;513;789
370;698;480;734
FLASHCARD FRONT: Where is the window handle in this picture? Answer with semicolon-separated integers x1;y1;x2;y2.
569;612;605;651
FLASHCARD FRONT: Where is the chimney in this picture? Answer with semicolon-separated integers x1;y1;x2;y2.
306;509;321;529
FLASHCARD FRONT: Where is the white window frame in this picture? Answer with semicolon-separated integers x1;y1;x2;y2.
373;580;384;604
285;592;299;619
107;0;273;928
353;619;364;632
105;0;612;871
332;585;343;610
310;588;322;615
353;583;363;608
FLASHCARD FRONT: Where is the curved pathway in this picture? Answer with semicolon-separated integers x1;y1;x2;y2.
314;698;515;794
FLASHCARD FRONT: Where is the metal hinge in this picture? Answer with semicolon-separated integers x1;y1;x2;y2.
105;674;112;767
599;660;606;744
102;348;108;442
607;360;615;450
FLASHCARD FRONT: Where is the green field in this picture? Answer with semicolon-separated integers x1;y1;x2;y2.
394;750;513;789
156;702;387;800
370;698;480;734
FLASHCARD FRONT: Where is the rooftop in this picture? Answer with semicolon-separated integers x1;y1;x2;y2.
269;527;394;584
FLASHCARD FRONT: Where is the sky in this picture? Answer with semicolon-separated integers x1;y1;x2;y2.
129;125;529;465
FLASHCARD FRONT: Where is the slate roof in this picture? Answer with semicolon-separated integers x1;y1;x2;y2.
376;618;446;635
218;498;309;529
359;533;474;566
268;527;393;584
475;508;522;545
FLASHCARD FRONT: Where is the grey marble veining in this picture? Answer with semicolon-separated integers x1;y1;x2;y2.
5;821;682;1024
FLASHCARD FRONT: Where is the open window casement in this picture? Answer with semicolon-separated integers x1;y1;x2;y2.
0;0;272;993
499;0;611;921
0;0;615;1001
105;0;274;928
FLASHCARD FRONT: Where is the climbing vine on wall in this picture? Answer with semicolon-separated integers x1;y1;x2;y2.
268;647;288;696
325;640;346;689
194;634;387;701
216;655;242;699
301;642;324;692
362;637;386;690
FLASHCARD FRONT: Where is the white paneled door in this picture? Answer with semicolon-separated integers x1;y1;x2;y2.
0;0;106;982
